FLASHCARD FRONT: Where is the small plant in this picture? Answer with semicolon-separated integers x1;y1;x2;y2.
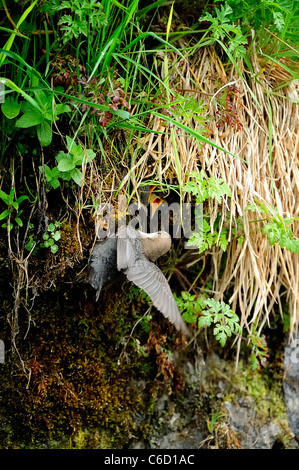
183;171;232;253
78;72;130;128
207;410;226;434
216;0;295;37
176;292;241;347
45;0;108;43
0;188;28;230
176;290;269;369
211;79;243;131
175;291;206;324
184;170;231;204
248;331;269;372
198;4;248;61
198;298;242;347
139;314;153;333
40;136;96;188
187;218;230;254
246;201;299;253
41;165;61;190
2;88;70;146
41;222;61;254
50;53;86;89
25;221;61;254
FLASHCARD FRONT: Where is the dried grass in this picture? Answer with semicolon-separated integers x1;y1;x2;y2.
124;42;299;342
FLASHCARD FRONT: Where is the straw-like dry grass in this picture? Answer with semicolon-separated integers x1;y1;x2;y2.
114;42;298;348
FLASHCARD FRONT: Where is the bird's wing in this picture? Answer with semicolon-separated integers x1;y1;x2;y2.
125;259;190;337
117;225;137;270
117;235;129;270
88;238;117;300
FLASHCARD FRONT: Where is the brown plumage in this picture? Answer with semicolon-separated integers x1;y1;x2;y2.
89;224;190;337
117;225;190;336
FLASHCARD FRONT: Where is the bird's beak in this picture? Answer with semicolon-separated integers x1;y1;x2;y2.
148;186;164;216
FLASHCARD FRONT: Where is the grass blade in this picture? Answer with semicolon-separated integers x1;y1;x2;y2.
0;0;38;67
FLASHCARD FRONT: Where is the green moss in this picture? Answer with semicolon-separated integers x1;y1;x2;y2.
201;352;294;448
0;281;155;449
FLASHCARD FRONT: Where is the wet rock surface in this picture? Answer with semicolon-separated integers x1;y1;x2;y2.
283;331;299;442
130;350;299;449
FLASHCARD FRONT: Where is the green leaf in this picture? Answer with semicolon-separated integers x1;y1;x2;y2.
113;109;130;120
16;195;29;205
273;11;285;32
48;223;56;232
58;157;76;172
37;121;52;146
52;231;61;241
84;148;96;162
15;217;23;226
43;233;49;240
50;178;60;189
16;209;23;218
25;237;35;251
290;240;299;253
2;221;13;230
1;96;21;119
71;167;83;186
198;314;213;328
21;101;34;114
215;331;227;347
0;209;11;220
41;165;61;188
33;89;49;107
182;310;198;324
15;111;44;128
42;164;52;180
0;189;11;205
55;103;70;116
51;244;59;254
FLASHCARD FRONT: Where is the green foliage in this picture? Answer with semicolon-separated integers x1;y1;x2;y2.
177;291;268;369
198;0;299;71
171;96;212;145
42;166;61;190
25;221;61;254
139;314;153;333
215;0;297;40
198;4;248;60
175;291;206;324
1;88;70;147
198;298;242;347
184;170;231;204
40;136;96;188
248;332;269;372
207;411;226;434
1;96;21;119
187;219;229;254
45;0;108;43
41;222;61;254
0;188;28;230
176;291;241;347
183;171;231;253
0;0;38;68
246;201;299;253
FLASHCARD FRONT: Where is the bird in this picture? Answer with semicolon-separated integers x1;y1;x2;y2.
88;221;190;337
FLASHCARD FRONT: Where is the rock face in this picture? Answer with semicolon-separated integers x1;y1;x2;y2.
130;351;298;450
283;332;299;441
224;400;283;449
